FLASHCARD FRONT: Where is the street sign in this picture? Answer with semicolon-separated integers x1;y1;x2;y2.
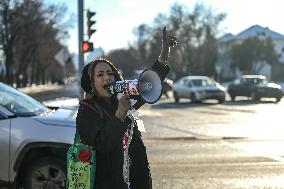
54;48;70;66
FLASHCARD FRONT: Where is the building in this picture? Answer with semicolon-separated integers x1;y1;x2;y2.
217;25;284;80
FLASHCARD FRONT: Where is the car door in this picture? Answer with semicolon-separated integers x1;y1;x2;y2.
231;78;249;96
0;107;12;182
180;79;193;98
239;78;254;96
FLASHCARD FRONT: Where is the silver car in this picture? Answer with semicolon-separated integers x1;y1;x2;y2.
173;76;226;103
0;82;76;188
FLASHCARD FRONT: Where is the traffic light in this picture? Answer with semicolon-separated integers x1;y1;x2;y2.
86;10;96;39
82;41;93;53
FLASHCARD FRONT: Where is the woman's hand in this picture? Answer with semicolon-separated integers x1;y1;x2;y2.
158;27;177;64
115;94;131;121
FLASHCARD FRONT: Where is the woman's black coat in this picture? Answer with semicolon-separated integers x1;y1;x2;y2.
76;60;169;189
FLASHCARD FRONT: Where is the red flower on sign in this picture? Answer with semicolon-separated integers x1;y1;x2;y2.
78;149;92;163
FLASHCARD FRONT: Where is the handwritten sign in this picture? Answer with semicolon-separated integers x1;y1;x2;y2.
66;146;96;189
67;161;92;189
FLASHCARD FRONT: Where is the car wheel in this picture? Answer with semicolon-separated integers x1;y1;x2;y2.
191;93;199;103
251;92;260;101
22;157;66;189
229;94;235;101
173;92;179;103
218;97;225;104
276;97;282;102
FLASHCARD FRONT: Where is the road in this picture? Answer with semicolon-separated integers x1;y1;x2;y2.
27;83;284;189
141;97;284;188
142;97;284;140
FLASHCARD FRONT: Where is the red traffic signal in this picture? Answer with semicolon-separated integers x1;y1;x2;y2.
82;41;93;53
87;10;96;39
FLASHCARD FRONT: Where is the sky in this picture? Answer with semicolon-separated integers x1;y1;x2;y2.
46;0;283;55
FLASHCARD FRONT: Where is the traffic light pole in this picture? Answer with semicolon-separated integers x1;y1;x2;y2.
78;0;84;98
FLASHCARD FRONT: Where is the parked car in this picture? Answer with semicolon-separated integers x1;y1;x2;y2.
227;75;284;102
0;82;76;188
173;76;226;103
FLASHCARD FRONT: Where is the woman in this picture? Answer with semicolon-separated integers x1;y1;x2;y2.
76;27;176;189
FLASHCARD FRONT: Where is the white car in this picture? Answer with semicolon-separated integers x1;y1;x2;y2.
173;76;226;103
0;82;76;188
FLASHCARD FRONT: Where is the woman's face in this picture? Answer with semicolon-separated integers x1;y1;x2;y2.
93;62;115;98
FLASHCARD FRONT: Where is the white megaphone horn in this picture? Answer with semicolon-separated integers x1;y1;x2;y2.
105;69;162;104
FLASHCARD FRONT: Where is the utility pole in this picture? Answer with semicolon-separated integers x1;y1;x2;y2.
78;0;84;98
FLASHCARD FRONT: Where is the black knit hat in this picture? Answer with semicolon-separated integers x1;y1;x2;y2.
81;63;92;93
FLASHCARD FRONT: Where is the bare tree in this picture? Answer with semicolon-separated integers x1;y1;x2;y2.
0;0;17;84
132;3;226;80
107;47;140;79
230;37;278;74
0;0;74;86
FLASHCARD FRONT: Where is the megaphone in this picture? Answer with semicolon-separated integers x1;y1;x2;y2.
105;69;162;104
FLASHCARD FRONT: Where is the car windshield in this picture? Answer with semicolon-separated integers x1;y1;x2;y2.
191;78;216;87
0;83;48;116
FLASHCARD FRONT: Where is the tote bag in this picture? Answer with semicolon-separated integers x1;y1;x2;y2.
66;130;96;189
